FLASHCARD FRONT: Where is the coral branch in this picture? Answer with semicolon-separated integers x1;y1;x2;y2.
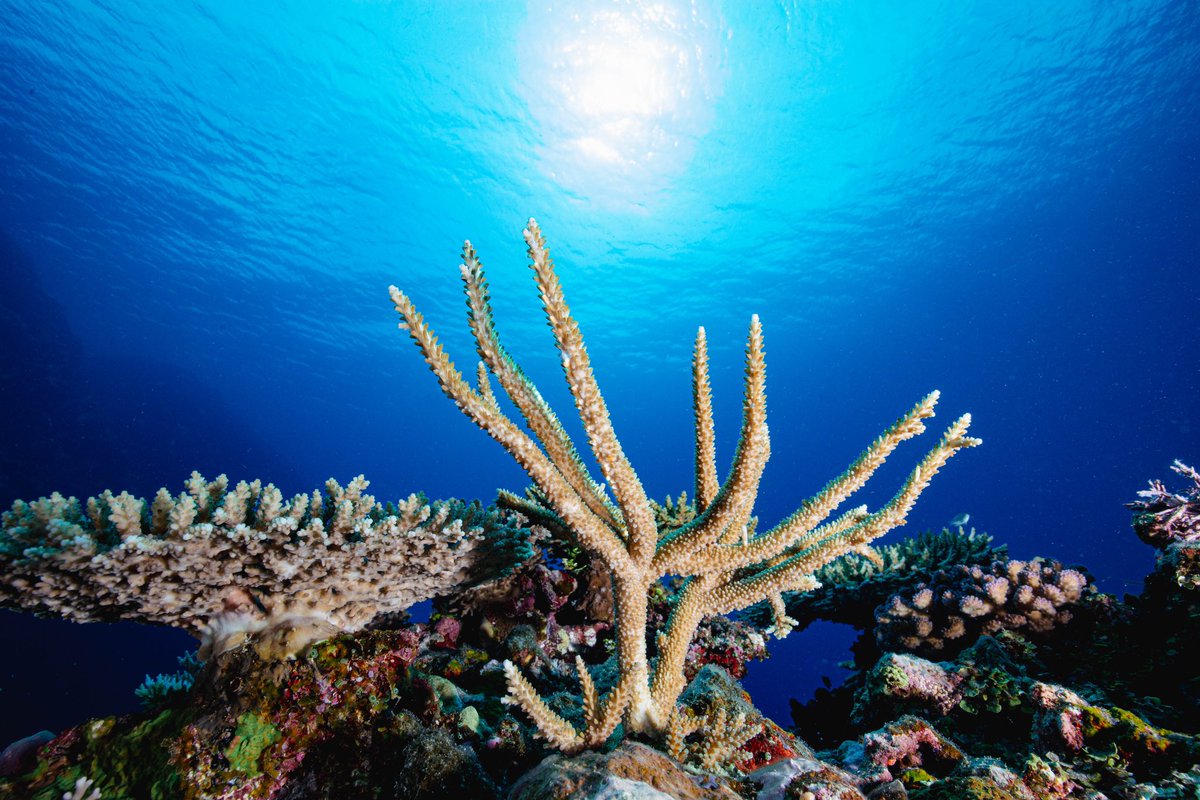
692;327;719;513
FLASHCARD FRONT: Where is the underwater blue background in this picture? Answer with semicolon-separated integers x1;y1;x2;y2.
1;1;1197;746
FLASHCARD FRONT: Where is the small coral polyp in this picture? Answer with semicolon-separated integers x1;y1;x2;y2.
390;218;979;749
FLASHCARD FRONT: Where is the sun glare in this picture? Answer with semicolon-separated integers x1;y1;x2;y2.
518;1;724;204
565;14;674;120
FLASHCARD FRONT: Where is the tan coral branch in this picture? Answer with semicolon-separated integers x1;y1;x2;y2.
692;327;719;512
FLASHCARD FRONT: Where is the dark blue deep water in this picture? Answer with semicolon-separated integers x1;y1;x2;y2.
1;1;1197;746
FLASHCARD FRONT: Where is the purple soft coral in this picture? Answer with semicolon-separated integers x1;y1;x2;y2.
1127;459;1200;547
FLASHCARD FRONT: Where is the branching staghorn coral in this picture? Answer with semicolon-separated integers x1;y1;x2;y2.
1128;460;1200;590
389;218;979;750
0;473;531;658
665;705;761;774
63;776;101;800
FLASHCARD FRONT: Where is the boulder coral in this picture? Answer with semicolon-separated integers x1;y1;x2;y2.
874;558;1090;657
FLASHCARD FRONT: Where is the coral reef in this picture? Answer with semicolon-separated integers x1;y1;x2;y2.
781;460;1200;798
0;579;779;800
1;220;1196;796
845;640;1200;788
390;219;978;747
742;527;1007;634
0;474;532;657
2;450;1199;797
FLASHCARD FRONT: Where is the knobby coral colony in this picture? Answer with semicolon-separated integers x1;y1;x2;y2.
388;218;980;750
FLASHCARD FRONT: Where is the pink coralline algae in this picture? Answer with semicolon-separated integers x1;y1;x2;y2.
736;718;803;775
430;616;463;650
860;652;966;716
874;558;1091;656
1029;681;1199;776
684;615;770;682
1029;682;1090;752
855;716;964;783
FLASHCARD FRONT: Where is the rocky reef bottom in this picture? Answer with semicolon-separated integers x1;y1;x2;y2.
2;468;1198;800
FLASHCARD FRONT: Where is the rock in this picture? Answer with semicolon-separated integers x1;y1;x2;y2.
833;716;962;785
858;653;965;718
678;664;758;716
394;728;499;800
866;780;907;799
459;705;482;735
747;756;866;800
507;741;741;800
0;730;54;777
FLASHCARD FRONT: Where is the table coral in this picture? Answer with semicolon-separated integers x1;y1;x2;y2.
0;474;532;657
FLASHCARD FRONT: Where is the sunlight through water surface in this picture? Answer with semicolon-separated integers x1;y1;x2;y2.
518;0;726;209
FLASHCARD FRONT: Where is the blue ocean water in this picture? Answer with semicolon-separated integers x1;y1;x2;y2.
1;1;1197;745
